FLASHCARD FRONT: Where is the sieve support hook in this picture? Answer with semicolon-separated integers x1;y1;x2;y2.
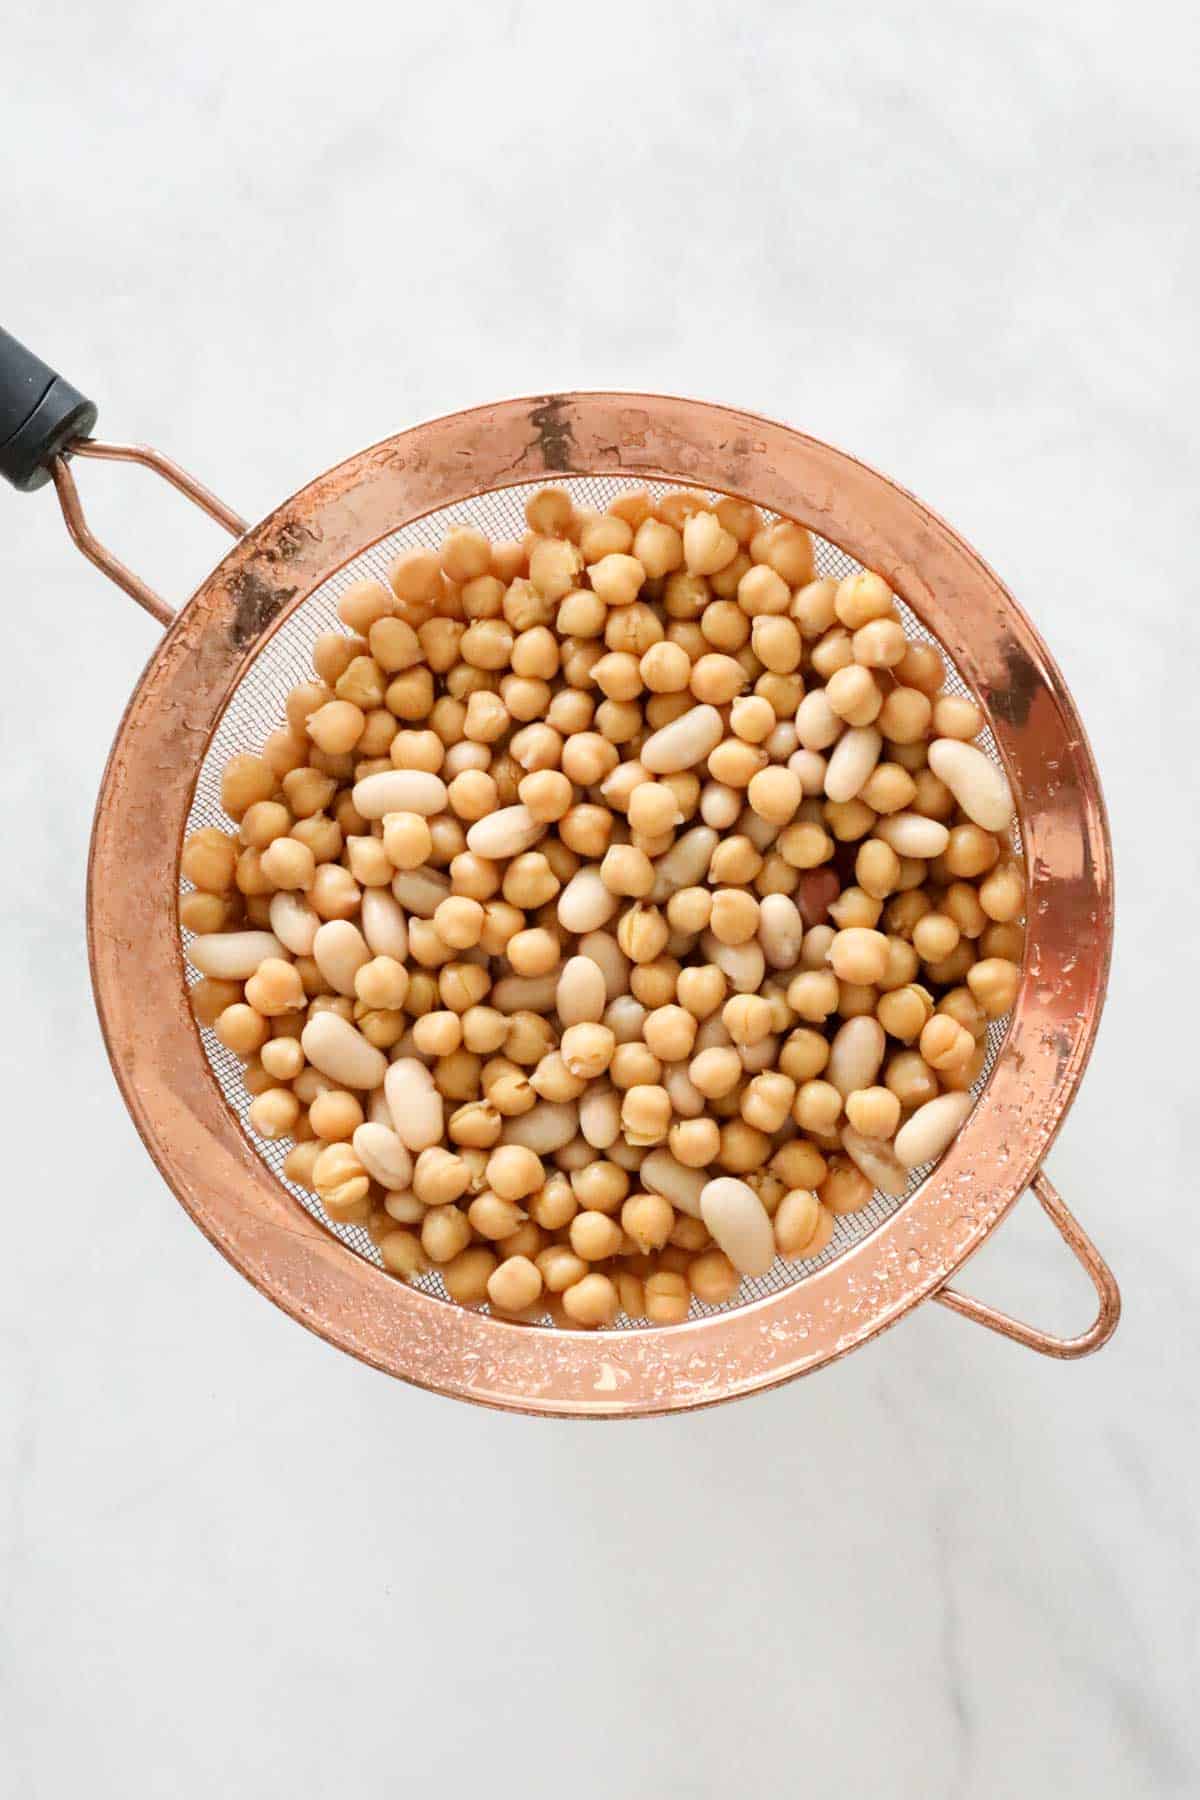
933;1170;1120;1357
49;440;247;628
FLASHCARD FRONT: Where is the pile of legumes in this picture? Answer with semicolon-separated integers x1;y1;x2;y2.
181;487;1023;1328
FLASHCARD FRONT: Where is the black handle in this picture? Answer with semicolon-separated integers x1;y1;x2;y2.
0;326;97;493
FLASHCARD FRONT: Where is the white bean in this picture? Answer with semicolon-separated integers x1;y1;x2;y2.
641;1150;708;1219
700;1176;775;1275
352;1121;414;1190
352;769;447;819
390;867;450;917
604;996;647;1043
927;739;1014;832
555;1136;594;1171
787;747;828;795
579;1084;621;1148
556;955;608;1025
465;804;547;859
576;930;630;1000
701;932;765;993
741;809;780;852
383;1191;427;1224
824;726;883;803
492;972;559;1014
758;893;805;970
795;689;844;751
641;703;724;774
360;889;409;960
826;1017;886;1097
608;1138;646;1172
650;827;718;903
558;867;619;933
312;919;371;996
766;721;799;760
894;1092;975;1168
875;812;951;859
738;1034;778;1074
301;1011;388;1090
503;1101;579;1153
700;782;742;829
663;1063;705;1119
268;892;319;957
841;1125;909;1197
186;930;284;980
367;1087;394;1128
383;1058;444;1151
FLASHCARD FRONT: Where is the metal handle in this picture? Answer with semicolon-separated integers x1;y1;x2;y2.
49;440;247;626
1;322;245;625
933;1170;1120;1358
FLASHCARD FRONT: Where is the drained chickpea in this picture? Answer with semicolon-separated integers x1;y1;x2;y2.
201;502;1022;1327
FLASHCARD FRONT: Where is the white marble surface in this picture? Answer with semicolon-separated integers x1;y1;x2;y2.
2;4;1197;1795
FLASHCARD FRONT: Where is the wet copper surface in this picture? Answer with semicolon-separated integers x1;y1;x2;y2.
86;394;1115;1414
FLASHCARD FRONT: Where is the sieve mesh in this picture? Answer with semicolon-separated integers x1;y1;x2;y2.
182;477;1018;1328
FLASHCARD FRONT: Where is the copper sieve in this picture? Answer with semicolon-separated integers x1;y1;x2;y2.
0;327;1119;1415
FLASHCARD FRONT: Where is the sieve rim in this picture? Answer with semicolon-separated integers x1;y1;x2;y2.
86;392;1113;1414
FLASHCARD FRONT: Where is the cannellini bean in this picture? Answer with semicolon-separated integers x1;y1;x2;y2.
579;1084;621;1148
492;973;559;1014
352;769;448;818
503;1102;579;1153
824;726;883;803
576;931;630;1000
390;868;451;917
701;932;765;993
787;747;828;795
352;1122;414;1190
384;1058;445;1151
874;812;951;858
557;955;608;1025
640;1150;707;1219
312;919;371;996
826;1017;886;1097
558;867;620;933
465;805;547;859
268;892;319;957
700;1176;775;1275
758;893;805;970
894;1092;975;1168
605;996;647;1042
301;1011;388;1090
641;704;724;773
663;1063;705;1119
186;930;284;979
650;827;719;903
795;689;843;751
382;1191;427;1225
841;1125;910;1197
360;889;409;960
367;1087;394;1128
927;739;1014;831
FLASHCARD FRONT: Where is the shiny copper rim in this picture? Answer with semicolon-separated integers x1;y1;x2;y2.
86;394;1113;1415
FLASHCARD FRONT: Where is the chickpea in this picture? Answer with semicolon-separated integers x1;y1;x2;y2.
181;828;240;896
884;1050;940;1110
309;1089;364;1142
844;1085;902;1138
382;812;434;871
562;1272;619;1327
620;1084;672;1144
967;957;1021;1019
